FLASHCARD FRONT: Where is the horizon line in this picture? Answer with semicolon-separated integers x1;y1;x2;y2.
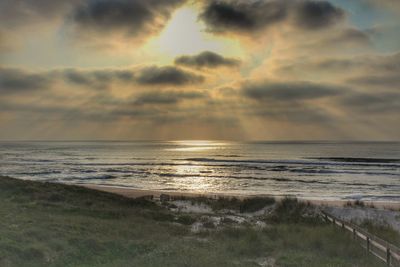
0;139;399;143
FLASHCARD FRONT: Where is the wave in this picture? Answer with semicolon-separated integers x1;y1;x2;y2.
289;168;399;176
184;158;400;168
154;172;396;188
15;170;62;175
63;174;117;180
309;157;400;163
343;194;400;200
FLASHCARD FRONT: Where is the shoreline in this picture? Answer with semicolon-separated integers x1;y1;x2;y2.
80;183;400;210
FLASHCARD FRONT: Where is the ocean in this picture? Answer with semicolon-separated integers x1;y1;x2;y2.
0;141;399;201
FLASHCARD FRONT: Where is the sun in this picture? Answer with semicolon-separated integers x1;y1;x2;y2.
144;6;242;60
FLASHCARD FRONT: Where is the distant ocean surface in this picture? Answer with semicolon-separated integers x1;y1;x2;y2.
1;141;399;202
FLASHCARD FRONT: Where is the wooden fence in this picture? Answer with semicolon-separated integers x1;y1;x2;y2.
321;211;400;266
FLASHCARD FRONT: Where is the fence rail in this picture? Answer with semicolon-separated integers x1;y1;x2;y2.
321;211;400;266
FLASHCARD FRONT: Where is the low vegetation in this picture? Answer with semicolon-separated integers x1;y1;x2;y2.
345;200;367;207
0;176;384;267
359;220;400;247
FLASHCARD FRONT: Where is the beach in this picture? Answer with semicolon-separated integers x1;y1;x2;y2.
1;175;398;266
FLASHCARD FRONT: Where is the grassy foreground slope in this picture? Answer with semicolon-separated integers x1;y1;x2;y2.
0;176;383;267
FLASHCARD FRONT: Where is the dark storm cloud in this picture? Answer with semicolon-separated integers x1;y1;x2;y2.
62;69;134;89
199;0;288;33
0;65;204;95
241;81;342;101
175;51;240;68
63;66;203;88
70;0;185;37
0;67;52;93
64;69;106;86
134;91;206;105
135;66;204;86
294;1;345;30
199;0;345;34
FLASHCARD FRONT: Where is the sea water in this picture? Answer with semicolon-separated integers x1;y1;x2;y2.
1;141;399;201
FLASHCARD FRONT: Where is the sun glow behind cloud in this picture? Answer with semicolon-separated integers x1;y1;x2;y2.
145;7;242;61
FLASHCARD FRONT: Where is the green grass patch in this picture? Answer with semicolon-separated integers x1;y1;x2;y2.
0;176;384;267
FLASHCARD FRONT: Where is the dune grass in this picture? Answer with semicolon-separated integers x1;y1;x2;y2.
359;220;400;247
0;176;384;267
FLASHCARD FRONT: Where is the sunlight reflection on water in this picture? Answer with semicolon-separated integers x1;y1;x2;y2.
170;160;216;192
165;140;228;152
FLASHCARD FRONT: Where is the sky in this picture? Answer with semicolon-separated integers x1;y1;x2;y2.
0;0;399;141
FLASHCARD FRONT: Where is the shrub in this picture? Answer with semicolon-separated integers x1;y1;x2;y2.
176;215;196;225
239;197;275;213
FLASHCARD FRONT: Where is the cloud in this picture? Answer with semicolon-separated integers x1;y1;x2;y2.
347;74;400;88
62;68;135;89
294;1;345;30
0;31;11;53
338;92;400;113
63;66;203;87
362;0;400;12
0;0;185;52
272;52;400;81
69;0;185;39
1;65;399;140
134;91;206;105
0;67;52;93
0;65;205;96
199;0;345;34
313;28;371;49
199;0;288;33
175;51;240;68
248;104;333;123
241;80;342;101
0;0;82;29
135;66;204;86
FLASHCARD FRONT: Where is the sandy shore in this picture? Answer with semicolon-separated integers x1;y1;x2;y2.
80;184;400;210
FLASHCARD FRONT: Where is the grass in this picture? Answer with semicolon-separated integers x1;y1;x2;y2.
359;220;400;247
0;176;385;267
343;201;400;247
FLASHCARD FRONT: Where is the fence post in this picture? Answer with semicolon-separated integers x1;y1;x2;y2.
342;222;345;229
386;248;390;266
333;218;336;226
366;237;370;253
353;228;356;239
